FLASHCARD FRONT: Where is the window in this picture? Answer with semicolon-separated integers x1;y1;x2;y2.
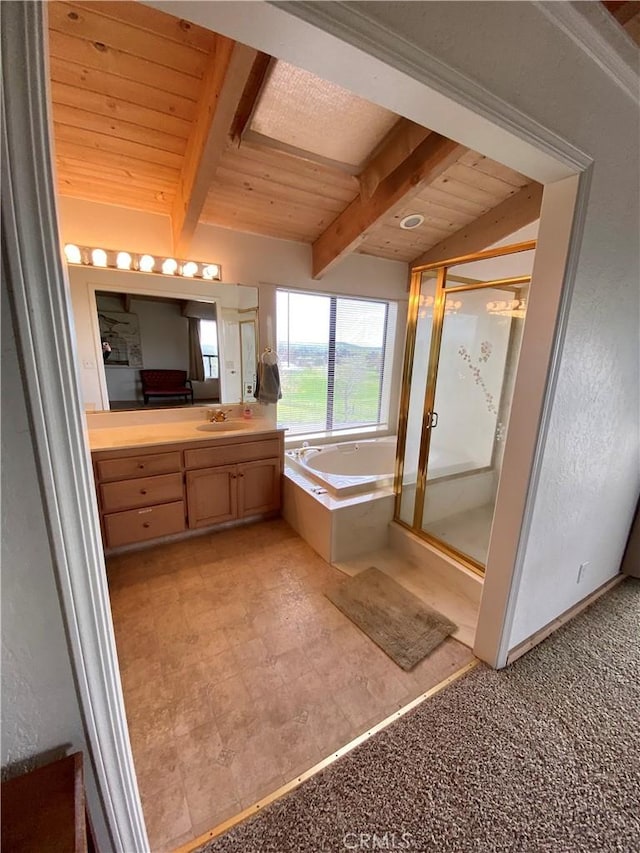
277;290;395;437
200;319;219;379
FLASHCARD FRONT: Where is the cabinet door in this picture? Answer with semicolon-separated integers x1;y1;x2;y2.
186;466;237;529
237;458;281;518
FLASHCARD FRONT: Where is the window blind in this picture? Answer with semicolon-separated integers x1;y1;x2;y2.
277;290;390;437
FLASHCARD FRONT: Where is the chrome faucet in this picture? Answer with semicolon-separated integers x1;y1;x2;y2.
210;409;231;423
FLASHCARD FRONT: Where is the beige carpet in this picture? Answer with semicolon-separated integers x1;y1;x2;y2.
326;567;456;670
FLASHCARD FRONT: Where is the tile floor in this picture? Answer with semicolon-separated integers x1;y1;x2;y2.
107;519;475;852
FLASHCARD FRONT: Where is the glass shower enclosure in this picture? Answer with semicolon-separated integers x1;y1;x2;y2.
395;241;535;573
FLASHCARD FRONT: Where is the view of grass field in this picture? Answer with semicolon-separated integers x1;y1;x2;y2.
278;348;383;433
276;290;388;435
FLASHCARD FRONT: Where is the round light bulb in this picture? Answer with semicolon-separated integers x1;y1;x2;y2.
162;258;178;275
91;248;108;267
182;261;198;278
64;244;82;264
139;254;155;272
116;251;132;270
202;264;220;280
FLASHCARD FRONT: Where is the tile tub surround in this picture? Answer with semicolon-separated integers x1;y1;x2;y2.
283;465;395;563
108;519;474;851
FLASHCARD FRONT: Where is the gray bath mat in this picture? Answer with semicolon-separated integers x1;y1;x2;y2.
326;567;456;671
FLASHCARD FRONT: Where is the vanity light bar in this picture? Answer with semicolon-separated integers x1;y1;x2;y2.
63;244;222;282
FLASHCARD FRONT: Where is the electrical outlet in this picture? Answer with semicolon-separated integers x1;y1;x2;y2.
577;561;590;583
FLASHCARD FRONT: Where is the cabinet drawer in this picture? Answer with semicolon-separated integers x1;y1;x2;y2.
184;438;281;470
96;451;181;482
104;501;185;548
100;472;183;512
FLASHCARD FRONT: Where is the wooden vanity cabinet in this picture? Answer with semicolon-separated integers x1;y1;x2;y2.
186;457;281;529
184;436;282;529
92;431;283;550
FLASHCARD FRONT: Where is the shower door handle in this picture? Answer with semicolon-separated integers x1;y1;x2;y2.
430;411;438;429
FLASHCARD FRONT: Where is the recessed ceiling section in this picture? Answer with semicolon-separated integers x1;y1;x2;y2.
249;61;398;169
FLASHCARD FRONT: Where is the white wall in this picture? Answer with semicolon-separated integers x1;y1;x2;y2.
1;279;110;847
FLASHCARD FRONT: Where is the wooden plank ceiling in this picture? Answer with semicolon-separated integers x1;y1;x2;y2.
48;1;540;275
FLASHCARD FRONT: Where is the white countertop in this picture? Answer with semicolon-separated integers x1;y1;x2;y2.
88;420;284;452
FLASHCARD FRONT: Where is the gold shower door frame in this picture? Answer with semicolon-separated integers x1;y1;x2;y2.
393;240;536;575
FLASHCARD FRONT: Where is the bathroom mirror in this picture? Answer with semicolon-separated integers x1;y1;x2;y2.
67;264;258;411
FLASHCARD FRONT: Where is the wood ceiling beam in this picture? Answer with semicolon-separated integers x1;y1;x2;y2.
312;132;466;279
358;118;431;200
410;181;543;268
172;36;258;256
229;52;273;145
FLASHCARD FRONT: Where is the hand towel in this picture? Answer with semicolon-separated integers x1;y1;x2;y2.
255;361;282;404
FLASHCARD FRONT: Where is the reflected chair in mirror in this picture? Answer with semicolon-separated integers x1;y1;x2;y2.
140;369;194;405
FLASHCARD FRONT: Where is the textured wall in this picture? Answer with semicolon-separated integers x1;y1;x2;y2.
0;280;87;771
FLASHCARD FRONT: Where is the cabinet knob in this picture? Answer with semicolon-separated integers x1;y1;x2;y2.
138;464;145;470
140;489;147;495
230;473;236;479
142;522;150;528
239;473;244;478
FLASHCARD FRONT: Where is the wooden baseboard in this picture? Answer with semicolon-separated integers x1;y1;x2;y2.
506;574;624;665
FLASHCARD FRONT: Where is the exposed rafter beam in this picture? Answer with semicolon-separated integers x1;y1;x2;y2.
229;52;273;145
172;37;258;256
312;133;466;279
411;181;543;268
358;118;430;200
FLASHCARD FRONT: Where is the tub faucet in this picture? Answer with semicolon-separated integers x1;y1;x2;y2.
299;445;322;459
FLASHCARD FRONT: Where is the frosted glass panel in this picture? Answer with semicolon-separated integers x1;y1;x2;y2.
421;285;528;565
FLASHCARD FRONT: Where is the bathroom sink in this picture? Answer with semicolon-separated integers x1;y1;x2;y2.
197;421;253;432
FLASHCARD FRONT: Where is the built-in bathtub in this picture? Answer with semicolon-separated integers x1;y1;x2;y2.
287;437;477;496
283;435;494;567
286;437;396;496
283;437;397;564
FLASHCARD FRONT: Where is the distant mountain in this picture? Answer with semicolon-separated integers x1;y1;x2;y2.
277;341;382;362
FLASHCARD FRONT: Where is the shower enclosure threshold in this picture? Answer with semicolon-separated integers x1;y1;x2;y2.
333;542;479;649
388;522;483;610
